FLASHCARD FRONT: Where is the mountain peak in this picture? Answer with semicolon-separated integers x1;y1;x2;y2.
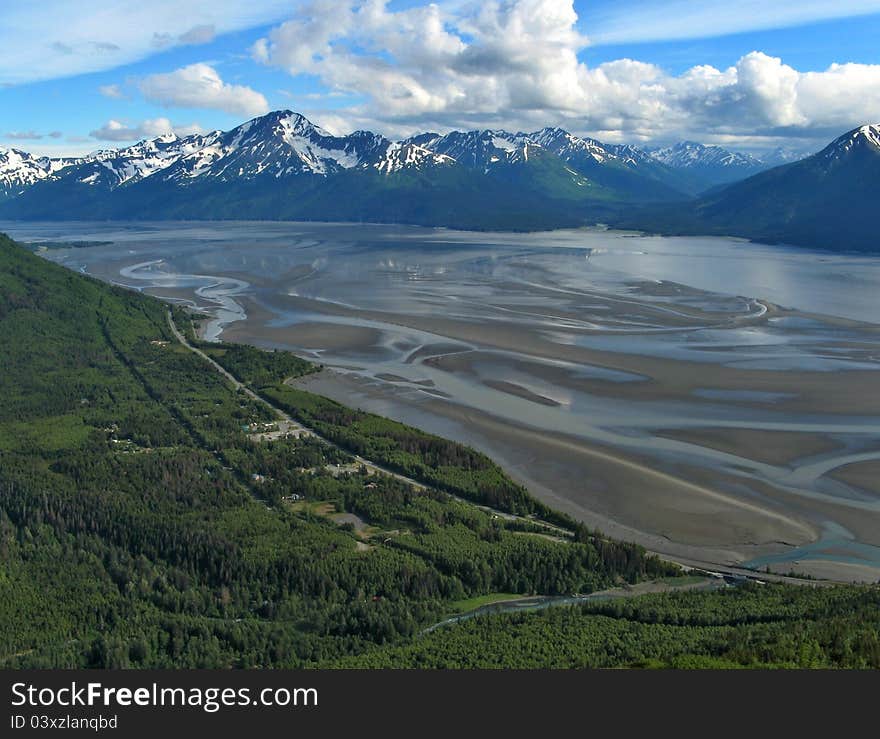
260;109;332;139
857;124;880;148
822;123;880;161
0;146;57;193
650;140;762;170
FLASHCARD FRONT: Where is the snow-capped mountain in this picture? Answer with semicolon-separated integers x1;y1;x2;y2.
760;146;810;168
531;127;644;166
370;141;455;175
1;111;457;198
159;111;454;183
529;127;694;199
648;141;765;188
639;123;880;252
0;147;62;198
406;130;538;172
170;112;357;181
28;111;453;190
65;131;223;189
2;111;759;203
820;124;880;162
404;126;698;199
650;141;762;170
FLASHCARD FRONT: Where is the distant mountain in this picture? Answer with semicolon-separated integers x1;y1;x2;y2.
4;111;876;251
759;146;810;168
405;129;535;171
163;111;456;183
407;126;682;201
528;128;693;199
0;110;694;228
0;147;77;200
697;124;879;250
404;128;618;201
648;141;766;189
61;132;222;189
617;125;880;252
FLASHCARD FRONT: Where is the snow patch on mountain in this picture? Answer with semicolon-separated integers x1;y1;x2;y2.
410;130;534;171
7;110;867;202
0;147;55;193
823;124;880;161
649;141;762;170
372;142;454;174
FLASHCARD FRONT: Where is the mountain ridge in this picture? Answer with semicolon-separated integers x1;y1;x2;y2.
612;123;880;252
1;112;877;251
0;110;693;226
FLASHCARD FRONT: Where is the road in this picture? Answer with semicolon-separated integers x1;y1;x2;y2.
166;310;831;586
167;310;438;489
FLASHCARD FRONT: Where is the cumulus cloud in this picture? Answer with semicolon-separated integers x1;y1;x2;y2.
90;117;204;142
139;63;269;116
252;0;880;148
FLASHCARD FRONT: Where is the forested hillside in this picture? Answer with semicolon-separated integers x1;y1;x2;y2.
331;584;880;668
0;233;669;668
2;233;877;669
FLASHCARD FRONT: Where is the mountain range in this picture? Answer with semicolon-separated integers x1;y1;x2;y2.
0;110;876;251
616;124;880;252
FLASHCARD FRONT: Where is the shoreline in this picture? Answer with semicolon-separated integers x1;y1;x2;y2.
22;221;880;582
164;285;880;582
4;217;878;258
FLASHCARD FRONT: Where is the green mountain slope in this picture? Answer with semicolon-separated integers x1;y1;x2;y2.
0;233;669;668
0;161;623;230
614;125;880;252
2;233;877;669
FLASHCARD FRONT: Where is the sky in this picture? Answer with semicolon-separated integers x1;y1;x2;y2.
2;0;880;158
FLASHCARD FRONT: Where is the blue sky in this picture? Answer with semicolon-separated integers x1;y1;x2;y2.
2;1;880;157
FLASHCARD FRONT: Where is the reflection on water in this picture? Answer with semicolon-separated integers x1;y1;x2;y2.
7;220;880;578
117;259;249;340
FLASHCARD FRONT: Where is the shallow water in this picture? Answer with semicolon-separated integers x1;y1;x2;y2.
6;220;880;578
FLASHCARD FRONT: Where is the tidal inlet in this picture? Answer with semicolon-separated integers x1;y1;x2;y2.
16;219;880;583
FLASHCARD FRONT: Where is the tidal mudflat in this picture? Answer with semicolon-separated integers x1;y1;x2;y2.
8;220;880;581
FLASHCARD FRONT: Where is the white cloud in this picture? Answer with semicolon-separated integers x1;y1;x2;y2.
139;63;269;117
152;23;217;49
90;117;204;141
253;1;880;149
585;0;880;45
179;24;217;45
0;1;294;85
99;84;126;99
4;130;45;140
